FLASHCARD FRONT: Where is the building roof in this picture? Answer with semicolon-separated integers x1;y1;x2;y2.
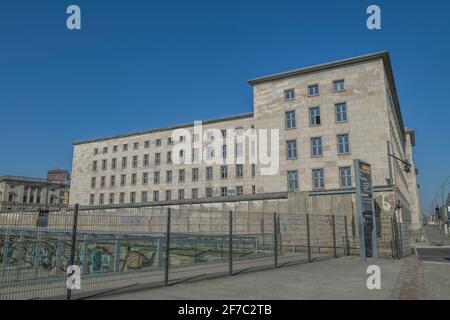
247;51;406;144
0;175;69;187
73;112;254;146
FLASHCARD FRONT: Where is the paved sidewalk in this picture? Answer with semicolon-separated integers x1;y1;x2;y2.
92;257;406;300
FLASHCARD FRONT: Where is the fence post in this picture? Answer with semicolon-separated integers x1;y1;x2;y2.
344;216;349;256
277;216;282;256
67;203;79;300
15;231;25;282
306;214;311;263
273;213;278;268
1;228;11;276
332;215;337;258
33;230;42;279
164;208;171;286
55;233;63;276
229;210;233;276
114;235;121;272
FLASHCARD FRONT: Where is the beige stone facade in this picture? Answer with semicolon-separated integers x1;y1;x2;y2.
69;51;421;238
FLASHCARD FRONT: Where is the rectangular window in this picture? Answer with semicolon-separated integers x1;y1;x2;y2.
333;80;345;92
100;176;106;188
120;174;126;186
220;187;228;197
99;194;104;205
113;145;118;153
206;146;214;159
222;144;227;159
236;186;243;196
312;169;325;189
178;189;185;200
251;164;256;177
193;133;200;142
121;157;127;169
103;147;108;154
102;159;107;170
309;107;321;126
308;84;319;96
335;103;348;122
89;194;95;205
166;170;172;183
206;131;215;142
205;187;213;198
179;169;185;182
165;190;171;201
287;171;298;191
337;134;350;154
92;160;97;171
284;88;295;101
94;148;98;155
132;155;138;168
110;175;116;187
192;168;199;181
220;166;228;179
141;191;148;203
143;154;149;167
111;158;117;170
221;129;227;139
119;192;125;204
192;188;198;199
144;140;150;149
339;167;352;187
153;191;159;202
287;140;297;159
235;127;244;136
206;167;213;180
123;144;128;151
155;153;161;165
252;185;256;194
109;193;114;204
142;172;148;185
133;142;139;150
91;177;96;188
193;148;200;162
236;164;243;178
167;151;172;164
156;139;162;147
154;171;160;184
235;143;243;158
130;192;136;203
311;137;323;157
167;137;173;145
285;111;296;129
131;173;137;185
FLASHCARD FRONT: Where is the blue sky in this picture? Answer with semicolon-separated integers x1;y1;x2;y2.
0;0;449;212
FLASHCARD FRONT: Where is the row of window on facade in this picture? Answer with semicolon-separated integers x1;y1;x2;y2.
91;164;256;189
287;167;352;191
89;185;256;205
286;134;350;158
285;102;348;130
283;80;345;101
92;127;251;156
92;142;251;172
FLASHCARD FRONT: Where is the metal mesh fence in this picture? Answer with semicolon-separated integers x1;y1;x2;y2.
0;205;355;300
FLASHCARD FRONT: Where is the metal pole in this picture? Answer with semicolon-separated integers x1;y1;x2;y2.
344;216;349;256
306;214;311;262
273;213;278;268
229;210;233;276
332;215;337;258
67;203;79;300
164;208;171;286
15;231;25;282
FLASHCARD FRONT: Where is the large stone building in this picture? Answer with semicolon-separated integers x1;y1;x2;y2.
0;174;70;211
69;51;421;247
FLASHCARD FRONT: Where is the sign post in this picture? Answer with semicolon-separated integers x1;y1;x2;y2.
354;160;378;261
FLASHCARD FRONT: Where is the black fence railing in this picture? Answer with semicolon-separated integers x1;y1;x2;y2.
0;205;351;300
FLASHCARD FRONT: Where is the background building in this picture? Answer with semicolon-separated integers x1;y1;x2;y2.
47;169;70;184
69;51;421;255
0;172;70;211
